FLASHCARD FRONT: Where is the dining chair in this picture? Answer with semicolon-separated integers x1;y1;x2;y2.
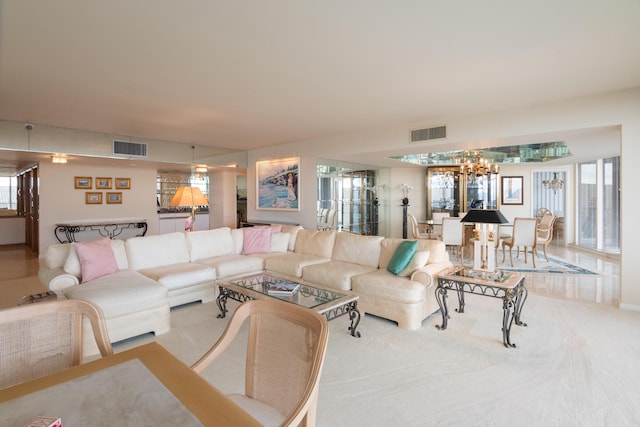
407;213;431;239
191;299;329;427
0;299;113;389
431;212;450;238
536;213;558;261
501;217;538;268
441;217;465;261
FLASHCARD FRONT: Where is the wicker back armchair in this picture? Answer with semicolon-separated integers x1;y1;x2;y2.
0;299;113;389
192;299;329;427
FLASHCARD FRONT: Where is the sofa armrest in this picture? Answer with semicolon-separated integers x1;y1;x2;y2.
410;261;453;288
38;267;79;294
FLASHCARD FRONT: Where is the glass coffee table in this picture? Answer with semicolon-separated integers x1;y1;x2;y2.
435;265;528;348
217;273;361;337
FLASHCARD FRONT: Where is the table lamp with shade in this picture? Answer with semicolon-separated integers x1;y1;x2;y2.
460;209;509;272
169;186;209;232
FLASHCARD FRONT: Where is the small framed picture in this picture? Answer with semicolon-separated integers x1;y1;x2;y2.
501;176;524;205
115;178;131;189
85;192;102;204
96;177;112;189
106;192;122;204
75;176;92;189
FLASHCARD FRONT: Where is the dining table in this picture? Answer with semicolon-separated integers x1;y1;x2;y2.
0;342;261;427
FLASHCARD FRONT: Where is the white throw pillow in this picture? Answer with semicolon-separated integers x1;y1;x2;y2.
397;250;430;277
270;232;290;253
63;243;81;277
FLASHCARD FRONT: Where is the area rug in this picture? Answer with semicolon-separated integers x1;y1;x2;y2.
497;252;598;275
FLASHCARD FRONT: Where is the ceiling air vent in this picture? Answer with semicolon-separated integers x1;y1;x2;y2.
113;140;148;157
410;125;446;143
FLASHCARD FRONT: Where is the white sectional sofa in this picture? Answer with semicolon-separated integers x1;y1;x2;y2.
38;226;301;354
39;224;450;354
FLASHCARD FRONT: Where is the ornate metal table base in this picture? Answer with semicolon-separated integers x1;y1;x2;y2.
435;270;528;348
55;221;147;243
216;285;361;338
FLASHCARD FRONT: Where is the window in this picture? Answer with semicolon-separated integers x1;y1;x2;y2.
0;176;18;210
577;157;620;253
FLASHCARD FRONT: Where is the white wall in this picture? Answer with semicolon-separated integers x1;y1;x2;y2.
38;161;158;252
0;217;25;244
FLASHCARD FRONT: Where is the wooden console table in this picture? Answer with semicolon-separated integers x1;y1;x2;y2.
54;218;148;243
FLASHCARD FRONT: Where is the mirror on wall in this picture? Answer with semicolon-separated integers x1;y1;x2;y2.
426;167;498;219
317;159;390;236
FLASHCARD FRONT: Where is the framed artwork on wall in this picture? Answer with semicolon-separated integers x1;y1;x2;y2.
115;178;131;189
75;176;92;189
501;176;523;205
256;157;299;211
106;192;122;204
96;177;112;189
85;192;102;204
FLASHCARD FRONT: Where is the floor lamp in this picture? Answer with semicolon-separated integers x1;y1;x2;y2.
169;186;209;232
460;209;509;272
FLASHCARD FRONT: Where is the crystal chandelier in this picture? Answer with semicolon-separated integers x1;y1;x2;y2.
458;152;500;177
543;172;564;194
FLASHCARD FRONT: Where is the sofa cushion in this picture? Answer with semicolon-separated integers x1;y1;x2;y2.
270;232;290;253
45;243;70;269
63;244;82;277
231;228;244;254
302;261;377;292
186;227;234;261
279;225;303;251
75;237;119;283
266;253;331;278
63;239;128;278
294;230;335;258
138;263;216;291
126;233;190;271
243;227;272;254
387;240;418;275
195;254;264;280
352;269;426;304
398;250;430;277
332;233;384;268
64;269;168;318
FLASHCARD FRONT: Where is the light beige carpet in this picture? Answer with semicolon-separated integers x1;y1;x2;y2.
113;293;640;427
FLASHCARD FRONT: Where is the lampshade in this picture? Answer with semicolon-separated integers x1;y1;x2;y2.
460;209;508;224
169;186;209;208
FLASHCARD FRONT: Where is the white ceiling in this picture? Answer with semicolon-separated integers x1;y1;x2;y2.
1;0;639;170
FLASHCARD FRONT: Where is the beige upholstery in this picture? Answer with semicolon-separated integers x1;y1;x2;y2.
501;217;538;267
407;213;431;239
192;300;329;427
0;300;113;389
441;217;465;261
536;214;558;261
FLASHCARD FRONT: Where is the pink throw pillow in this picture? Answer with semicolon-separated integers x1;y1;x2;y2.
270;225;282;233
243;227;272;254
75;237;119;283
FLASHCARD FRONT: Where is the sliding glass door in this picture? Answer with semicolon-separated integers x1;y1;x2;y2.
577;157;620;253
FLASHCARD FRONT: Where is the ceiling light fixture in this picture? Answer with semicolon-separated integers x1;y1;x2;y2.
543;172;564;194
51;154;67;164
458;152;500;177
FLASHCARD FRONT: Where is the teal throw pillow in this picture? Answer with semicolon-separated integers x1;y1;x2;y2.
387;240;418;275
